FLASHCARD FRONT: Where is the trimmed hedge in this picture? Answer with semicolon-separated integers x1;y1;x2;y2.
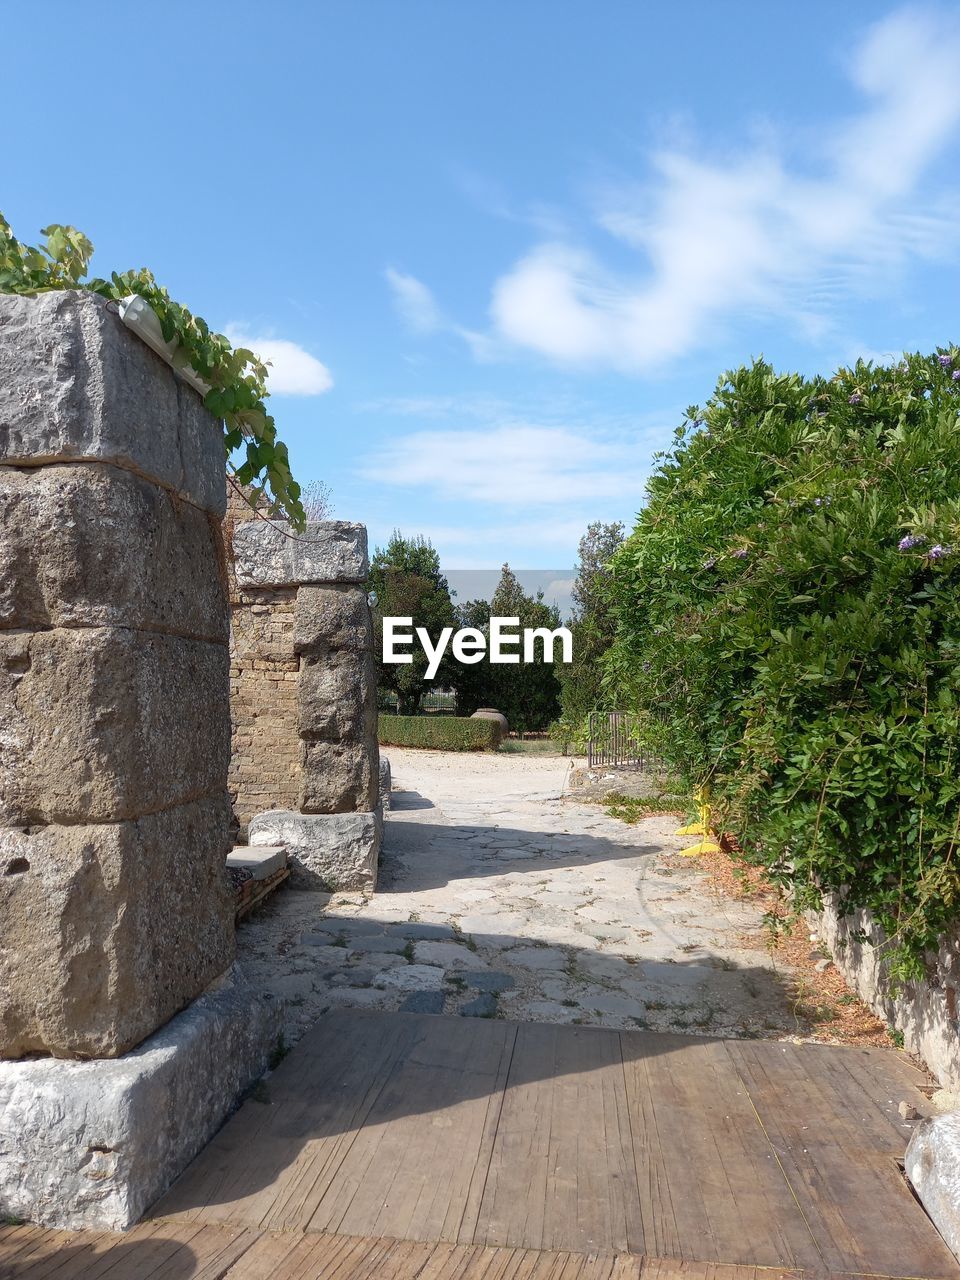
378;714;501;752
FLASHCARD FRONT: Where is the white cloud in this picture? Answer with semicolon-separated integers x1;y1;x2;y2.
224;327;333;395
366;518;592;569
385;267;443;334
361;424;652;506
485;7;960;372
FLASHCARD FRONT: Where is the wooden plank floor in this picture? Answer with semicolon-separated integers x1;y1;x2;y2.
140;1010;957;1279
0;1221;808;1279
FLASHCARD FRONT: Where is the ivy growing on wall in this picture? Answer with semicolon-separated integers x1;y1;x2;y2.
605;354;960;984
0;214;305;529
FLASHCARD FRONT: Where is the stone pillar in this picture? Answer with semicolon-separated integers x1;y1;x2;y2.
229;516;381;890
0;290;234;1060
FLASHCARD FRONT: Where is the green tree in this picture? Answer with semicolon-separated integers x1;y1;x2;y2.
369;532;456;715
450;596;493;716
486;565;563;735
559;521;625;729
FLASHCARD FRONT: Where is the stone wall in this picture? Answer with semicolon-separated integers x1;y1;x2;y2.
814;898;960;1090
227;503;381;889
0;290;234;1060
229;585;301;824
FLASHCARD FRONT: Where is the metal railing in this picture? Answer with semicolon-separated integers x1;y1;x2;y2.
587;711;648;769
378;689;457;714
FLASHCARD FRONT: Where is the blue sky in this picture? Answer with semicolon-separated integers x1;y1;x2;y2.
5;2;960;570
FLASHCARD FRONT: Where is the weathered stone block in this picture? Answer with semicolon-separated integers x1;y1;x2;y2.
299;739;379;814
294;584;372;653
249;808;381;891
0;628;229;825
906;1113;960;1262
0;963;282;1229
226;845;287;880
0;291;225;516
233;520;368;587
297;650;376;742
0;464;227;640
379;754;392;808
0;794;234;1059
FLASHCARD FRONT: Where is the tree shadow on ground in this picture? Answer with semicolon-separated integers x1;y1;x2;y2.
149;900;817;1225
1;1233;201;1278
145;988;926;1280
380;803;681;893
388;790;436;811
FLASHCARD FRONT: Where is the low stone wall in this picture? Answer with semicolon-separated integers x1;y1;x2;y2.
0;291;234;1061
814;895;960;1089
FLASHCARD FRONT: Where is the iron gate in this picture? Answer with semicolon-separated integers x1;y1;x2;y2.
587;711;646;769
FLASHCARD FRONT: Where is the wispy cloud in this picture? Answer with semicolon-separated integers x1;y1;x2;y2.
360;423;654;506
224;327;333;395
385;267;443;334
367;517;592;569
480;7;960;372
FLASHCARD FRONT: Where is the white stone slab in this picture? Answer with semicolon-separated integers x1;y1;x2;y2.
226;845;287;880
0;963;283;1230
906;1112;960;1261
249;808;381;892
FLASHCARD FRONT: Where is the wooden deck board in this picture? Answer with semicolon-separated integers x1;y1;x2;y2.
0;1226;826;1278
3;1011;955;1279
726;1038;959;1279
153;1010;425;1227
10;1221;946;1278
474;1023;644;1255
146;1010;956;1276
302;1014;517;1241
619;1033;820;1270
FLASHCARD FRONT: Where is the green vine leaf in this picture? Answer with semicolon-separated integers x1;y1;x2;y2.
0;212;305;529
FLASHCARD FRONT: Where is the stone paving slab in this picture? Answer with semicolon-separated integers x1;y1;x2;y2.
235;749;808;1044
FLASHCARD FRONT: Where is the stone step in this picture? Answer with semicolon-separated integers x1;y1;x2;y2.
226;845;287;881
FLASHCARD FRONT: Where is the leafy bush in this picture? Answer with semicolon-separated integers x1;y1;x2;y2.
606;354;960;982
0;213;304;527
378;714;500;752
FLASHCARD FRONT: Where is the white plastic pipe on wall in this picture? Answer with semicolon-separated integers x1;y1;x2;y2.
117;295;211;400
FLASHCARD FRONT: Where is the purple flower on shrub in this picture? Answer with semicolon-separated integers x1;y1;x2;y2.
953;370;960;382
702;557;717;570
929;544;952;560
642;661;652;672
848;393;862;405
939;354;953;368
732;547;749;559
898;534;925;551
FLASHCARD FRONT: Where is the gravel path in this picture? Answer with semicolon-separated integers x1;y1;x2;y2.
237;748;802;1045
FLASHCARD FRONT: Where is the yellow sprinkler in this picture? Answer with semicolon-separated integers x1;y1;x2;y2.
675;787;723;857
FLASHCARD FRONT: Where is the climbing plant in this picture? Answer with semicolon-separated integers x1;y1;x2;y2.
0;213;305;528
605;353;960;984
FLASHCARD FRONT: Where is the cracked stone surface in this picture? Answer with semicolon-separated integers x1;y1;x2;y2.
236;748;802;1044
